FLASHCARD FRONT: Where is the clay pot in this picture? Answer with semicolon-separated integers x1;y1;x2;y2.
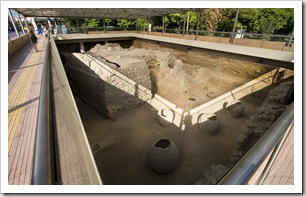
148;138;180;174
157;108;175;126
223;100;245;118
198;113;220;136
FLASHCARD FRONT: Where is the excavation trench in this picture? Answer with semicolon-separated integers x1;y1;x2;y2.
59;41;293;185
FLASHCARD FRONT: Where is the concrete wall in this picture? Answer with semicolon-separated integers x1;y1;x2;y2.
50;37;102;185
8;34;30;57
88;31;294;52
88;30;138;34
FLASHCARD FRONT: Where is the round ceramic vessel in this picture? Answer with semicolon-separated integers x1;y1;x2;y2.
148;138;180;173
198;113;220;136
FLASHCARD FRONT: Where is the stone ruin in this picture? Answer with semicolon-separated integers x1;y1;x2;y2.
90;43;210;95
63;43;211;119
194;81;294;185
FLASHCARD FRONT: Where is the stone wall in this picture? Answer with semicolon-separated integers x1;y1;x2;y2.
61;52;152;120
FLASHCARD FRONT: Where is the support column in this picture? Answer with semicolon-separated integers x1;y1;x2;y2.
80;42;85;53
46;17;51;28
186;11;190;35
183;12;186;35
195;9;200;40
76;19;80;33
18;12;26;35
162;16;165;33
9;9;20;38
230;8;239;44
103;19;106;33
148;17;152;32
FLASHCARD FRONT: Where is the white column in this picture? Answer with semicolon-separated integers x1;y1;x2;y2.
18;12;26;35
8;9;20;38
80;42;85;53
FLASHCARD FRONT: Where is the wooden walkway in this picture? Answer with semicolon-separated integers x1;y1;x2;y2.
8;35;47;184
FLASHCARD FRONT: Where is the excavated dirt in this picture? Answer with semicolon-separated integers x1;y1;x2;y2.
64;42;294;185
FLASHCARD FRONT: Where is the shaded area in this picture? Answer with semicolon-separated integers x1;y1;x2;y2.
8;96;39;113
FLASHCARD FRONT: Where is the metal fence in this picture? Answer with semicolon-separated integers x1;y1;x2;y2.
73;26;293;46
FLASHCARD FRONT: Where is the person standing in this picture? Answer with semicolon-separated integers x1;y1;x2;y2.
29;30;39;52
27;22;34;33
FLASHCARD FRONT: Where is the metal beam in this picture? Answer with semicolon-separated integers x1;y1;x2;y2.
13;8;198;20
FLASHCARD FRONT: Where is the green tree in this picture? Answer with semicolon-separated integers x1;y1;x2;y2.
84;18;100;28
257;8;293;34
187;11;198;30
135;18;148;29
164;13;184;29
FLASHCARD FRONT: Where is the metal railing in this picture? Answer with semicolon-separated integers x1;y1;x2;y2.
77;26;293;46
31;31;102;185
31;32;57;185
217;102;294;185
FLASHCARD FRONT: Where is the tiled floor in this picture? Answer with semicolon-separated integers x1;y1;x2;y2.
262;124;294;185
8;35;47;184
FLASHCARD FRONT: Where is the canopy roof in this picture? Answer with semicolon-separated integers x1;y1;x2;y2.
13;8;198;19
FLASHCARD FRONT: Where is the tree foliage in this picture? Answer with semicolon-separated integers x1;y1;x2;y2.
62;8;293;34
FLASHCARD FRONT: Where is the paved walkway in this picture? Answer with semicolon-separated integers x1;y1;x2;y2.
8;34;47;185
262;124;294;185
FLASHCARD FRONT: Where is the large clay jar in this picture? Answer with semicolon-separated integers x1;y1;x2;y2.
198;113;220;136
148;138;180;174
157;108;175;127
223;100;245;118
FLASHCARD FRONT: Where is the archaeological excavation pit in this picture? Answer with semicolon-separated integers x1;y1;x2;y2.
57;36;294;185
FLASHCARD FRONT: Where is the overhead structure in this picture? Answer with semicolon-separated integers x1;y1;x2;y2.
12;8;197;19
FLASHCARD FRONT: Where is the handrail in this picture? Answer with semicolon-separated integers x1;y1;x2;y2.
31;33;55;184
217;102;294;185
